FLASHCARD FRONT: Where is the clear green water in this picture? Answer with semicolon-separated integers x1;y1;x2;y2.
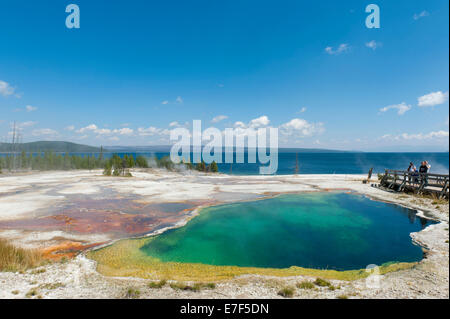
141;193;434;270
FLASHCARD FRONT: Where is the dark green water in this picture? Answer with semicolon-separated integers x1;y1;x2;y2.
141;193;435;270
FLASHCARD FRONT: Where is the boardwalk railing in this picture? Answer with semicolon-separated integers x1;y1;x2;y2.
380;169;449;199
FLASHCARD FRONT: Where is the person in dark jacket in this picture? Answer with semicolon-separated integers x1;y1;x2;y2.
419;161;429;186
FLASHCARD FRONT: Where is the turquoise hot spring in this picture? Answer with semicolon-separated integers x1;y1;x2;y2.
140;192;435;271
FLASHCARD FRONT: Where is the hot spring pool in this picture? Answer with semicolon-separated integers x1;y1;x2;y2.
140;193;434;271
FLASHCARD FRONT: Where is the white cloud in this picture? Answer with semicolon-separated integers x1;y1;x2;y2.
232;116;270;130
211;115;228;123
32;128;59;137
365;40;382;50
169;121;180;127
417;91;449;107
115;127;133;136
76;124;98;133
95;128;112;135
280;118;325;137
161;100;169;105
298;107;307;113
17;121;36;129
381;130;449;141
249;115;270;128
137;126;170;137
234;121;246;129
76;125;134;137
325;44;350;55
413;11;429;20
175;96;183;104
0;80;15;97
65;125;75;131
379;102;412;115
7;121;37;136
25;105;38;112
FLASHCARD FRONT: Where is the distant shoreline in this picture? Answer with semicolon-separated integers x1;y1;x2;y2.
1;141;448;153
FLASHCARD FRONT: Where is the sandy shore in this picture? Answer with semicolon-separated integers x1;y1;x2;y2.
0;169;448;299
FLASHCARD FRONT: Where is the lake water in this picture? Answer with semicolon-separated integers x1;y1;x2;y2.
140;193;434;270
117;151;450;175
2;151;448;175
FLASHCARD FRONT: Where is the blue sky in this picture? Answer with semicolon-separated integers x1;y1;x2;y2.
0;0;448;151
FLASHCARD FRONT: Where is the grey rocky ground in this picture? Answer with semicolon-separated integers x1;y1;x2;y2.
0;170;448;299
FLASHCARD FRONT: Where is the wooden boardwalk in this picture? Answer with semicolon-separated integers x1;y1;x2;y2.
379;169;449;199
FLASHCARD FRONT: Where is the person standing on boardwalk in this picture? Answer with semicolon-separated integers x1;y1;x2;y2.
419;161;430;186
407;162;417;183
425;161;431;171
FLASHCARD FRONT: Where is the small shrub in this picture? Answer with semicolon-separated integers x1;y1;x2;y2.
136;156;149;168
40;282;65;290
314;278;331;287
169;282;215;292
11;290;19;295
170;282;197;291
25;288;39;298
209;161;219;173
169;282;189;290
196;161;206;172
432;199;448;205
297;281;315;289
194;282;216;290
103;162;112;176
148;279;167;289
277;287;295;298
125;287;141;299
337;295;348;299
157;156;175;171
31;268;46;274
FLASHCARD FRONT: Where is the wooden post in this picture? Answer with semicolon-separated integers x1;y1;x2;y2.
389;172;398;189
380;170;388;185
439;179;449;199
367;167;373;180
399;172;407;192
417;175;425;194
